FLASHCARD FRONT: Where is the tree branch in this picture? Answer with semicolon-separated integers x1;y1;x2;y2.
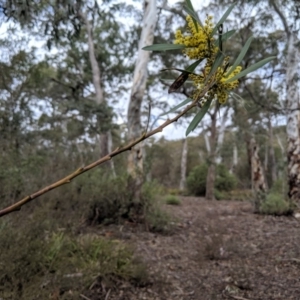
0;81;215;218
269;0;290;37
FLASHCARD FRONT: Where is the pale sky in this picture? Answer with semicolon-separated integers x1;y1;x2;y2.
0;0;259;142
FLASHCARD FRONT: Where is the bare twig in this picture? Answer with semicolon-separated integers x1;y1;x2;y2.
0;82;215;218
223;291;250;300
80;294;92;300
104;289;111;300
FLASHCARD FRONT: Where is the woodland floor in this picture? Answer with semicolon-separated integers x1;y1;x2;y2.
85;198;300;300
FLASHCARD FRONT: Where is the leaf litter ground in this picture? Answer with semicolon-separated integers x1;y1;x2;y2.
86;198;300;300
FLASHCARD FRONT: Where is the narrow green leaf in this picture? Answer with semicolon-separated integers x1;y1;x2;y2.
222;29;236;41
185;99;212;136
230;91;246;102
225;56;276;83
162;79;194;84
212;2;236;35
230;92;240;102
186;58;204;72
214;29;236;45
183;4;203;29
161;68;194;74
143;44;186;51
205;52;224;84
185;0;195;11
162;98;193;116
225;36;253;77
161;58;203;74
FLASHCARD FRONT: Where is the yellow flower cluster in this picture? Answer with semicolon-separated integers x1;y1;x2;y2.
216;65;242;104
174;15;216;60
190;65;242;104
174;14;242;105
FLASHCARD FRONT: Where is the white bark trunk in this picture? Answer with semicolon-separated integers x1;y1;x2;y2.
204;132;211;153
205;104;218;200
268;116;277;183
276;134;285;155
179;138;188;191
215;107;229;164
83;12;115;175
230;144;238;174
269;0;300;202
107;131;116;177
250;137;268;212
286;32;300;202
264;143;268;172
84;13;103;106
127;0;157;177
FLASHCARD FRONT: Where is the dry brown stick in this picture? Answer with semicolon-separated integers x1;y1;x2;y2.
104;289;111;300
223;291;250;300
0;82;215;218
80;294;92;300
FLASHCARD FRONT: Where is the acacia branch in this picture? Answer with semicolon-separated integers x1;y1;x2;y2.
0;82;215;218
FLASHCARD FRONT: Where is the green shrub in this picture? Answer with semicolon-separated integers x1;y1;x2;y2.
214;189;226;200
164;195;181;205
270;179;287;195
85;172;169;231
142;184;173;233
259;193;293;216
186;163;237;196
0;219;149;299
167;188;181;195
86;174;137;225
145;206;172;233
186;164;208;196
215;164;237;192
225;189;252;201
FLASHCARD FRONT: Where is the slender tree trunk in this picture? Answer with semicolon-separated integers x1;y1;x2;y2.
276;133;285;174
216;107;229;164
285;33;300;203
204;132;211;153
264;142;268;175
269;0;300;203
230;143;238;174
205;104;218;200
179;138;188;191
268;116;277;184
127;0;157;179
250;137;268;212
82;12;115;176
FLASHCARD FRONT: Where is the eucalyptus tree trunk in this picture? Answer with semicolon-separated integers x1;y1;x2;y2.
215;106;229;164
82;12;116;176
205;104;218;200
285;33;300;202
179;138;188;191
204;132;211;153
230;143;238;174
127;0;156;178
269;0;300;203
268;116;277;184
250;137;268;212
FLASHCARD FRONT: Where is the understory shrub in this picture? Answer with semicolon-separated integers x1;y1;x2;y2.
0;219;148;299
269;178;287;195
84;171;170;231
259;193;293;216
164;195;181;205
86;174;139;225
187;163;237;196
